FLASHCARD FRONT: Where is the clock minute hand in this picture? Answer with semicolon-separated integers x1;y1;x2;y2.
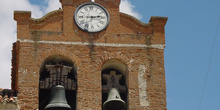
87;16;101;18
96;15;105;19
87;16;97;18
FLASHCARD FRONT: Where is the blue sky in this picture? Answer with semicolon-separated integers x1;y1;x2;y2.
0;0;220;110
132;1;220;110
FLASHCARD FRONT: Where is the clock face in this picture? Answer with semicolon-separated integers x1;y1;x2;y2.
74;3;110;33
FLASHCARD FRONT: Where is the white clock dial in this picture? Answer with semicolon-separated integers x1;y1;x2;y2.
74;3;110;32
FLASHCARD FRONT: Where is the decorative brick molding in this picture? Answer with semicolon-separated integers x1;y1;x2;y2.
17;39;166;49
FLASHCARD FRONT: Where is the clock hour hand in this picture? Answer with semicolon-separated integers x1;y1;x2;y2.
86;16;104;19
96;15;105;19
85;16;93;22
86;16;95;18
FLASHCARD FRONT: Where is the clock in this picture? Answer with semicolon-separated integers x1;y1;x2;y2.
74;2;110;33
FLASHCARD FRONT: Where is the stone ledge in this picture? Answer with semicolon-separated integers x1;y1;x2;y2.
17;39;166;50
14;11;31;22
150;16;168;21
14;11;31;14
150;16;168;27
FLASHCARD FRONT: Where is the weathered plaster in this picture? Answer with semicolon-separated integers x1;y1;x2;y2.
138;65;150;107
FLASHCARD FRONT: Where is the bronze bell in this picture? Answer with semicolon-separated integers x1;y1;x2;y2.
103;88;126;110
45;85;71;110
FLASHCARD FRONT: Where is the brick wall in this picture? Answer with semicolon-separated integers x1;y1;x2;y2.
13;0;167;109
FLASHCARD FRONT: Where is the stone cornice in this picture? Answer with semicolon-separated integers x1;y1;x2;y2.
150;16;168;21
14;11;31;15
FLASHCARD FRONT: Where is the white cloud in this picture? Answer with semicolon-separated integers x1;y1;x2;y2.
45;0;62;14
0;0;43;89
0;0;141;89
120;0;142;19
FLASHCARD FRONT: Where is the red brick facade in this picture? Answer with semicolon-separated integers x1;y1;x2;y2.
13;0;168;109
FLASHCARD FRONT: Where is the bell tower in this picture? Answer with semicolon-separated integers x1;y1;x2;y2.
13;0;167;109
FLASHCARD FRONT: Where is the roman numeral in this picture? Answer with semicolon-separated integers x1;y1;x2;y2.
78;16;83;18
90;6;93;10
84;24;89;29
91;25;94;29
79;20;85;25
84;7;88;11
99;20;104;24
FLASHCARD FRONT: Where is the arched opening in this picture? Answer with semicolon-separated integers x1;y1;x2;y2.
101;59;128;110
39;55;77;110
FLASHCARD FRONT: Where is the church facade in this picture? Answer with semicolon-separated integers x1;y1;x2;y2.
8;0;168;109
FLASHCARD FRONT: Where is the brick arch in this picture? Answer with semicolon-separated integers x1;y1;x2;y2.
95;51;133;87
38;54;77;75
95;51;132;71
101;59;128;76
37;49;81;72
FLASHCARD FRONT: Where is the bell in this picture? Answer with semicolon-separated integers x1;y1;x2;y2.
103;88;126;110
45;85;71;110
